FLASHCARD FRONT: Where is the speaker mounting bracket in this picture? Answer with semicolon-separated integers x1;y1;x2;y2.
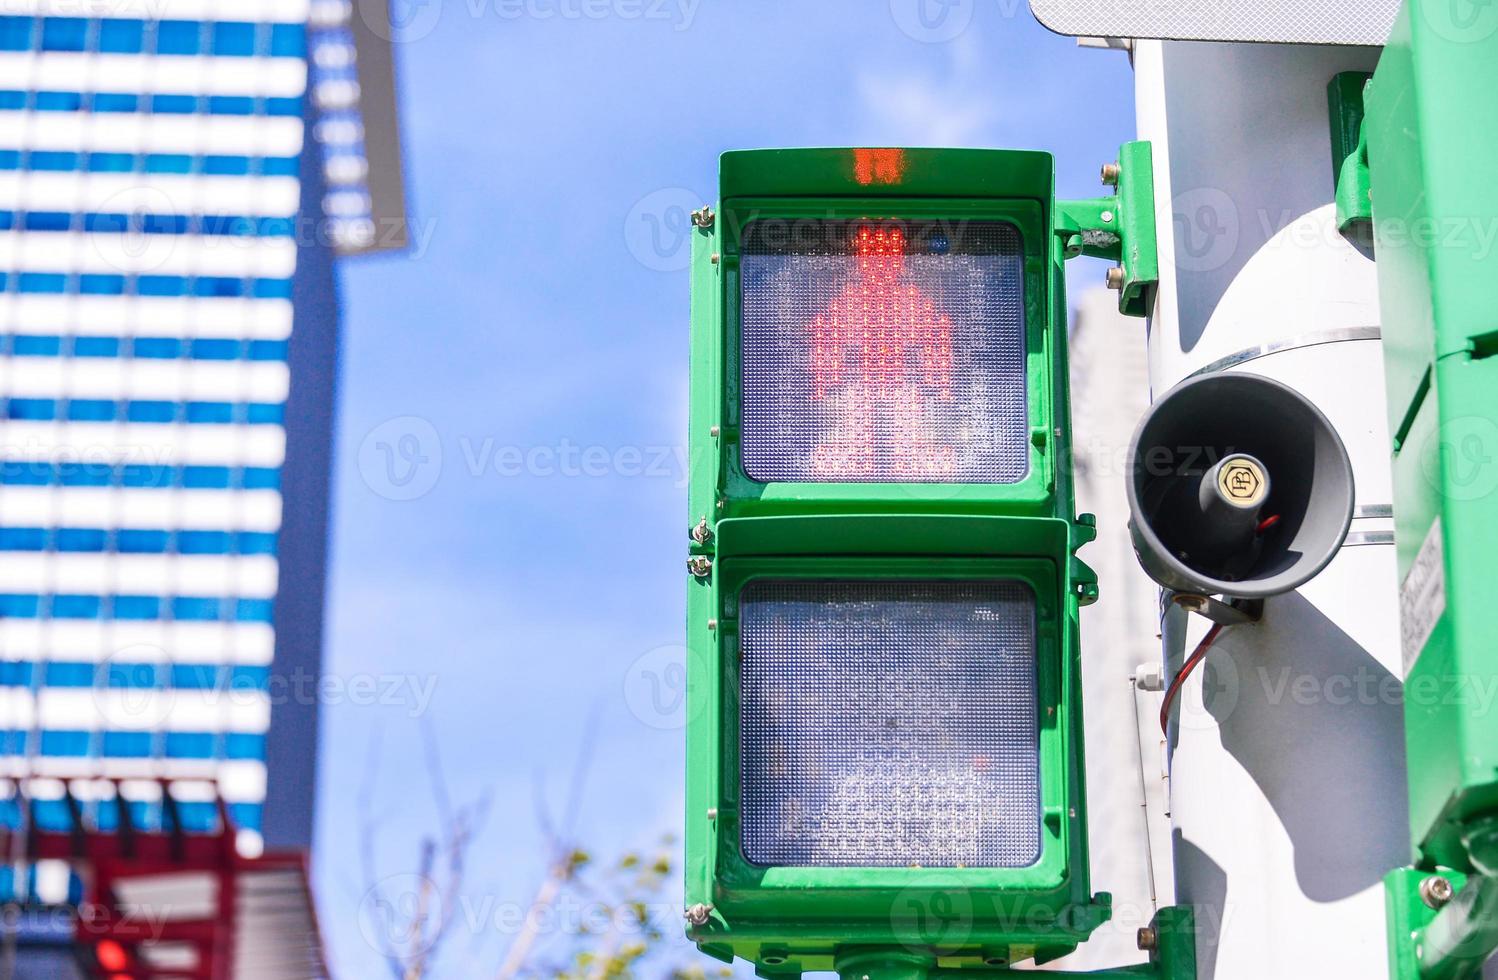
1167;592;1264;627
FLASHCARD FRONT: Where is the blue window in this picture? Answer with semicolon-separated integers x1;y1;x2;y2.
201;215;252;236
186;401;233;423
151;94;197;114
18;273;65;293
269;23;304;57
230;665;270;691
262;156;299;176
0;662;34;686
126;401;176;423
108;662;157;687
194;276;243;298
23;211;69;231
57;463;111;486
120;465;172;488
8;399;55;420
40;17;86;52
236;598;274;622
182;466;230;489
142;214;187;234
242;467;280;490
178;530;229;554
92;92;139;113
0;17;33;51
166;732;214;758
0;92;22;110
176;801;219;832
257;217;294;237
249;340;289;360
247;403;284;424
0;528;46;551
145;155;192;174
98;18;143;53
137;276;187;297
155;20;200;55
55;527;106;551
103;732;153;757
34;91;81;111
132;337;181;359
225;733;266;759
67;399;116;422
204;155;250;175
44;662;93;687
85;213;128;233
228;802;262;832
252;278;293;299
79;274;125;295
28;151;79;172
238;532;278;555
208;95;254;115
0;595;40;616
88;152;135;172
40;731;89;756
51;594;101;619
212;21;254;56
0;210;11;229
265;97;302;117
116;529;169;553
172;597;222;620
113;594;162;619
190;339;240;359
0;151;21;170
171;664;218;688
0;463;50;486
12;335;61;356
72;335;120;357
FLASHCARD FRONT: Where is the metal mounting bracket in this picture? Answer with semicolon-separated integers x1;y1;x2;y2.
1057;140;1158;318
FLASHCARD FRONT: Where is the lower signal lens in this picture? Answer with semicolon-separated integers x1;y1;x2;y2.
738;579;1041;868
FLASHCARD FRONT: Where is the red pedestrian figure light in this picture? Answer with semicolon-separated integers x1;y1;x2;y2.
807;225;956;479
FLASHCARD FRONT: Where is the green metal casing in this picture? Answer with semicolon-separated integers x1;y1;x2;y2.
684;148;1109;973
1365;0;1498;870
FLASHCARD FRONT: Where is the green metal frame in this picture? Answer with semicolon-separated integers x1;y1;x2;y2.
1056;140;1158;317
1365;0;1498;974
685;147;1183;976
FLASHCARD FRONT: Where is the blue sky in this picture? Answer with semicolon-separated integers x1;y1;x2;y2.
314;2;1135;974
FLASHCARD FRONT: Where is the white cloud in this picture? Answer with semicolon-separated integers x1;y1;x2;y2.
854;34;1001;146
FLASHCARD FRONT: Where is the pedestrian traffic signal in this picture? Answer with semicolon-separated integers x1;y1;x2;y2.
682;147;1162;975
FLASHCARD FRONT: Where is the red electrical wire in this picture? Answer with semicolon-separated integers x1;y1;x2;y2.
1159;623;1226;736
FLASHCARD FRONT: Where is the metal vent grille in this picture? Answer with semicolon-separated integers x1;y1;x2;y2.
740;220;1028;484
1029;0;1399;45
738;580;1041;868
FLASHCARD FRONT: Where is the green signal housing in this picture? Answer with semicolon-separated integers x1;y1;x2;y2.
683;146;1180;976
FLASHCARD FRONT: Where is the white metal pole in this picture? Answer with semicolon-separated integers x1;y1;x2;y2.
1133;38;1407;978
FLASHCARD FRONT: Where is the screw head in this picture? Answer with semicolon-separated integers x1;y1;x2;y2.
691;517;713;545
1100;209;1115;223
1106;266;1125;290
1101;162;1121;186
710;252;720;265
690;206;715;229
685;903;713;926
687;556;712;579
1137;926;1157;951
1420;875;1455;909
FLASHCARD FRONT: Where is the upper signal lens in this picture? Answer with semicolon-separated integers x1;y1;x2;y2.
740;219;1029;484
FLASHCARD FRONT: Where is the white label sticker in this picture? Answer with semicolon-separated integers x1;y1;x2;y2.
1400;517;1446;678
